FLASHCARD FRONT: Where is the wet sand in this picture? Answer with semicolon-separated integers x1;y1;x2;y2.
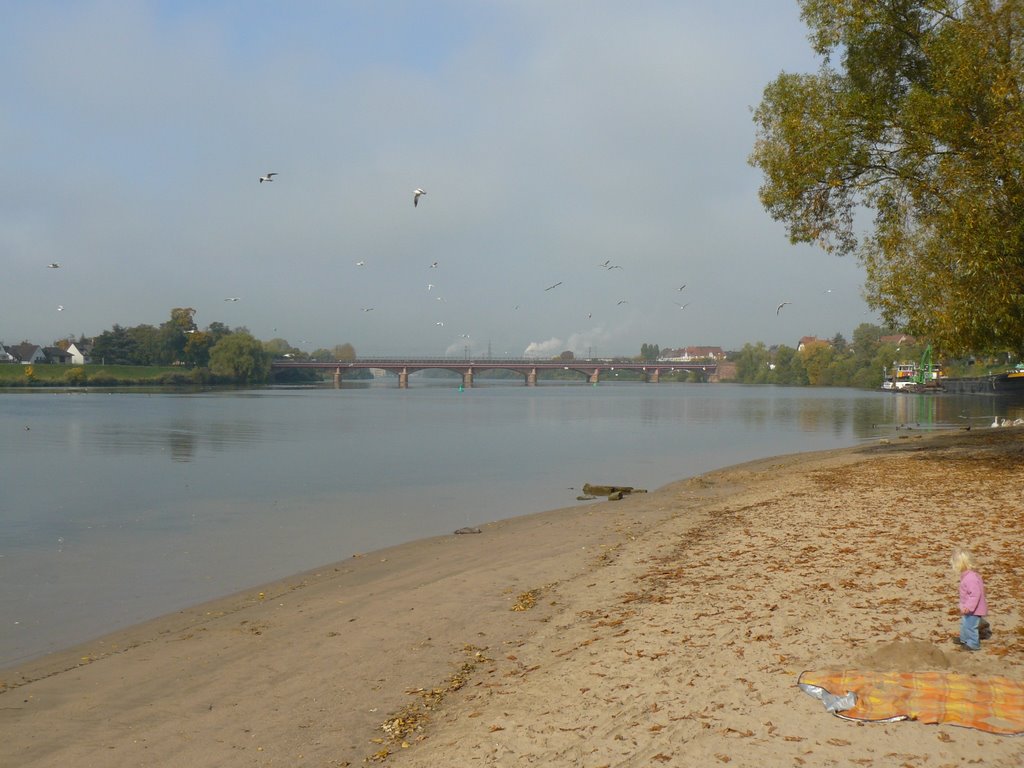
3;428;1024;767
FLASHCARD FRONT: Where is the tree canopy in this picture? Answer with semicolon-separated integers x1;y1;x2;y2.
750;0;1024;355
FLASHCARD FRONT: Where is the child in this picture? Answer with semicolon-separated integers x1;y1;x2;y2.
951;548;988;651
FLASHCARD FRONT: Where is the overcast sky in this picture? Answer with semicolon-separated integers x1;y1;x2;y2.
2;1;879;358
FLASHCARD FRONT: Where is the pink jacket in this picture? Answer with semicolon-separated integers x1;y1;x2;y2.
959;570;988;616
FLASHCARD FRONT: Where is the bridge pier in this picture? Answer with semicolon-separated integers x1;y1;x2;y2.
399;368;409;388
647;368;660;384
527;368;537;386
589;369;599;384
462;369;473;388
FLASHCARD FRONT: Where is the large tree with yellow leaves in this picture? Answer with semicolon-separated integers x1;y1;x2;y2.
751;0;1024;355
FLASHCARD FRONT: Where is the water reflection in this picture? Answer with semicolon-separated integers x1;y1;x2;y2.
80;420;264;462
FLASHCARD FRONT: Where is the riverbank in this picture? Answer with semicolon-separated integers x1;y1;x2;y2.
3;428;1023;767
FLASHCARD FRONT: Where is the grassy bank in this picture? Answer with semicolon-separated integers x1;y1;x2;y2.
0;363;208;387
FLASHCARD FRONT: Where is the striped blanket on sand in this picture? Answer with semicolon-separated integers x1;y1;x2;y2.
798;670;1024;735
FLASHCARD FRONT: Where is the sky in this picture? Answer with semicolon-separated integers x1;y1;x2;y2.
1;1;880;359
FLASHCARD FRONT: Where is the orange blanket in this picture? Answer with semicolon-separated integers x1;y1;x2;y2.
798;670;1024;735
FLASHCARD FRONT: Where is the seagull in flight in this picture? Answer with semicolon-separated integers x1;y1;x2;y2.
675;302;690;310
617;299;628;305
224;297;240;302
678;284;686;291
429;261;439;268
598;259;611;268
361;307;374;312
435;321;445;327
776;301;791;315
56;305;64;312
427;283;434;291
355;260;366;267
413;188;426;207
259;172;277;183
47;263;61;269
607;264;623;270
545;281;563;291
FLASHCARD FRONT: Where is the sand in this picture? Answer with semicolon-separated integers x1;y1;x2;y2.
3;428;1024;767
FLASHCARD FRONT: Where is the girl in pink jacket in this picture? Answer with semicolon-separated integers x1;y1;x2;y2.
951;548;988;651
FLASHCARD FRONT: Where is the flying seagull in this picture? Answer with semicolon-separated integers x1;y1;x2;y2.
355;260;366;267
675;302;690;310
617;299;628;305
361;307;374;312
427;283;434;291
413;188;426;207
56;305;64;312
224;297;240;302
47;263;61;269
598;259;611;268
678;284;686;291
429;261;439;268
435;321;444;327
545;281;563;291
259;172;277;183
776;301;791;315
607;264;623;270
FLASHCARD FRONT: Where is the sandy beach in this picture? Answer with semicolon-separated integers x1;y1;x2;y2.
3;428;1024;767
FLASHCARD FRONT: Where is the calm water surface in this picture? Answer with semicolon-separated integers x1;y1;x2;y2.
2;382;1021;666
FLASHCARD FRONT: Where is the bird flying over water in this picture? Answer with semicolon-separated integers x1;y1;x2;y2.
413;188;426;207
259;172;277;183
429;261;438;268
617;299;628;305
56;305;64;312
545;281;563;291
427;283;434;291
435;321;444;327
361;307;374;312
355;260;365;267
776;301;791;315
678;284;686;291
47;263;61;269
224;297;240;302
675;302;690;310
598;259;611;268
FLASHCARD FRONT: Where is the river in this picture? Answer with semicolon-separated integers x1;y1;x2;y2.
2;381;1021;667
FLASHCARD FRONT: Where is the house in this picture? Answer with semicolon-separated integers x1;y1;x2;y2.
880;334;917;346
0;343;16;363
66;341;92;365
797;336;832;352
6;342;47;365
44;346;72;364
659;346;726;362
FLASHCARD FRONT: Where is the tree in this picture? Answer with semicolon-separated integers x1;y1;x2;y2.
639;343;660;361
750;0;1024;356
209;332;271;383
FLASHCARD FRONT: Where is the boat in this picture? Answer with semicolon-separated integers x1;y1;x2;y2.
935;363;1024;394
881;345;944;392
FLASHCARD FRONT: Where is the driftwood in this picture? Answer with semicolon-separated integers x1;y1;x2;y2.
581;483;648;501
454;527;482;535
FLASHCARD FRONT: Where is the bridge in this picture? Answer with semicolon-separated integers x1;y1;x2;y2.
271;357;719;388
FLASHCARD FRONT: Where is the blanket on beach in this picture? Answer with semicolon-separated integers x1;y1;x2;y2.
798;670;1024;735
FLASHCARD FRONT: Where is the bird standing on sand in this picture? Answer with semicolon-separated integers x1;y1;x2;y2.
413;188;426;207
259;172;277;183
776;301;791;315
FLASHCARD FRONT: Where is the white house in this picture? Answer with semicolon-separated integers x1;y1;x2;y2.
0;343;16;363
66;342;92;365
8;343;47;364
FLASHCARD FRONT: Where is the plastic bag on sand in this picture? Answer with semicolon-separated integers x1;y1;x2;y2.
799;682;857;713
